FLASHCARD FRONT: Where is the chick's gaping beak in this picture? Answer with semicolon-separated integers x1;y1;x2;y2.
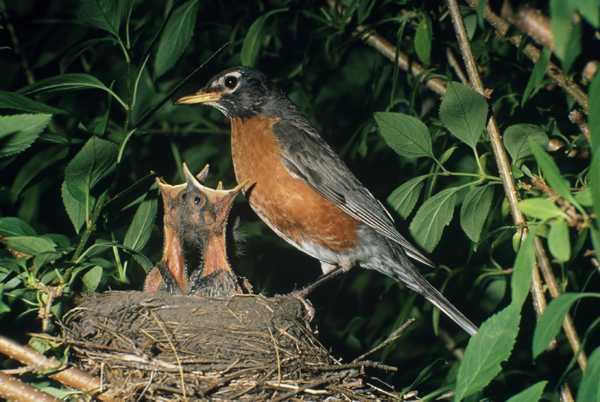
175;89;222;105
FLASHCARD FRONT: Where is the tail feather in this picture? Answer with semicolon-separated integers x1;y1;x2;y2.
372;247;479;336
406;272;479;336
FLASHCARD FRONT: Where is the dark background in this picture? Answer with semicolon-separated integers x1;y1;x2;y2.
1;1;599;400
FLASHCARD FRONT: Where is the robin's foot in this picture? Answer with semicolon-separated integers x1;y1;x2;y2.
290;291;316;322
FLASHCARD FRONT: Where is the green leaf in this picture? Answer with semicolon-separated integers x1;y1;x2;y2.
511;233;535;309
460;185;494;243
506;381;547;402
533;292;600;359
454;305;520;401
414;15;432;66
563;21;581;72
0;114;51;158
19;74;127;110
0;217;36;237
410;187;458;253
387;175;428;219
574;187;593;207
11;146;68;200
0;91;65;114
124;199;157;251
518;198;566;220
153;0;200;78
3;236;56;255
589;71;600;154
575;0;600;27
529;139;578;205
77;0;134;37
592;154;600;231
240;9;287;67
521;48;550;107
503;124;549;163
550;0;576;66
548;218;571;262
62;137;118;233
439;82;488;149
82;265;103;292
375;112;433;159
578;347;600;402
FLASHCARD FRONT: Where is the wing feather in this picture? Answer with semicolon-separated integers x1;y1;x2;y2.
273;118;435;268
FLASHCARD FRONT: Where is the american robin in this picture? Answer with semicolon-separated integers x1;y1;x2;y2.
176;67;478;335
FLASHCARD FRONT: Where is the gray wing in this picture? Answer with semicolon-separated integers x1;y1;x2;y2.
273;118;435;268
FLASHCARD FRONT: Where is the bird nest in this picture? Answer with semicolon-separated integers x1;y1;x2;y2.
57;165;401;401
61;291;399;401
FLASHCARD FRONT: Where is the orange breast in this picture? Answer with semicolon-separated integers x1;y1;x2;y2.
231;116;358;253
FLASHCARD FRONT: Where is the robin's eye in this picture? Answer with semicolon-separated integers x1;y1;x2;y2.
194;196;203;205
224;76;238;89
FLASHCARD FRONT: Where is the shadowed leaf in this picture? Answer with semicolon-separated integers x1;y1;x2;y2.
548;218;570;262
240;9;287;67
460;185;494;243
533;292;600;359
0;91;65;114
410;187;458;252
439;82;488;149
154;0;200;78
0;114;51;158
387;175;428;219
62;137;118;233
503;124;548;163
506;381;547;402
577;347;600;402
375;112;433;159
124;199;158;252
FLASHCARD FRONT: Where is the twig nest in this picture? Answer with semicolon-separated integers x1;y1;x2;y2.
62;291;397;401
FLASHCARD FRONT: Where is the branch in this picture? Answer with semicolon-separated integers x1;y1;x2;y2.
463;0;589;112
0;335;118;401
509;6;554;51
354;25;447;96
447;0;588;379
0;372;60;402
1;11;35;85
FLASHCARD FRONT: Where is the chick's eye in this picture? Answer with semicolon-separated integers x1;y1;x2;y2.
224;76;238;89
194;196;203;205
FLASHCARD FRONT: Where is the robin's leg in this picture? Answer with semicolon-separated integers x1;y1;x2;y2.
294;260;354;298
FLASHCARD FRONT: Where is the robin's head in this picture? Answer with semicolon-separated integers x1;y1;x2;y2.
176;67;275;118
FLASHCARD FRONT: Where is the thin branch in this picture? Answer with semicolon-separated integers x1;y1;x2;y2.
1;12;35;85
463;0;589;112
0;372;60;402
509;6;554;51
354;25;447;96
569;110;591;143
448;0;588;381
0;335;118;401
352;318;415;363
446;48;469;84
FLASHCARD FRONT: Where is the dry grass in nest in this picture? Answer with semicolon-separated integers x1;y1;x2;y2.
60;291;401;401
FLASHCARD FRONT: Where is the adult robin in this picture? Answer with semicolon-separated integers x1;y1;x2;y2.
176;67;478;335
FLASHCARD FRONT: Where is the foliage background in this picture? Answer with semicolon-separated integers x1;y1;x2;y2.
0;0;599;400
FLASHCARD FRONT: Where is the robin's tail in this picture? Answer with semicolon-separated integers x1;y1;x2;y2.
367;246;479;336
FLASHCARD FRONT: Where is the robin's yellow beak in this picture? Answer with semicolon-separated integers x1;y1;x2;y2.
175;89;222;104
